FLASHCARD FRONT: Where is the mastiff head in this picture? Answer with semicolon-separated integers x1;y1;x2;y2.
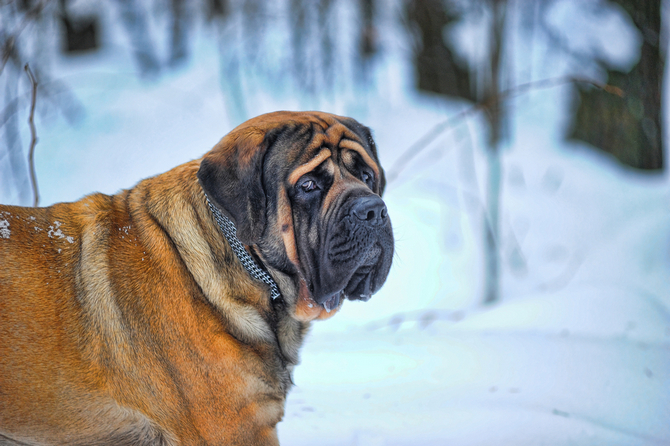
198;111;393;321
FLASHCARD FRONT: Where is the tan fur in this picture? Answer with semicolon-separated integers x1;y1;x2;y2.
287;149;332;185
0;161;290;445
0;111;387;445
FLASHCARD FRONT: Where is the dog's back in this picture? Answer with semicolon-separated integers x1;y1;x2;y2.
0;169;284;445
0;197;177;445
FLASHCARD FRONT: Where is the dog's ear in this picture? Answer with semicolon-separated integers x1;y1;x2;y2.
198;128;272;245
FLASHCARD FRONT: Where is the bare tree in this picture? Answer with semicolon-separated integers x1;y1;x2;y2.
566;0;664;170
405;0;508;304
25;63;38;207
1;0;47;206
481;0;507;304
400;0;642;305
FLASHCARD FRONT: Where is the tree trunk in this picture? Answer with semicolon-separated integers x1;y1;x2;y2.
482;0;507;305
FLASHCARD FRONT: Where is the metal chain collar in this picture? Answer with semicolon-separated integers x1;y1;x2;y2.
205;194;282;300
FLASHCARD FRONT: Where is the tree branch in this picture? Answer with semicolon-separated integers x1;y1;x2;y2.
25;63;39;207
386;75;624;184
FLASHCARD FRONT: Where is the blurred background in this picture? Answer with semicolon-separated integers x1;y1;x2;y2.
1;0;669;444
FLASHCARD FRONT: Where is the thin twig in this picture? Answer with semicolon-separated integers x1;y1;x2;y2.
25;63;39;207
386;75;624;184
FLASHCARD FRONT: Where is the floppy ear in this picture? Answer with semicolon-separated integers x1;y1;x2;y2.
197;129;269;245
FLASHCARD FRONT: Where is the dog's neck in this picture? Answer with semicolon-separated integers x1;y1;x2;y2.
204;192;309;370
204;193;282;301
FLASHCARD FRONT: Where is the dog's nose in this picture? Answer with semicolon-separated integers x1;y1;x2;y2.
350;196;388;226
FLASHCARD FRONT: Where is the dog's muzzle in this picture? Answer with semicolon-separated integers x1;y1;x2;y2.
319;194;394;311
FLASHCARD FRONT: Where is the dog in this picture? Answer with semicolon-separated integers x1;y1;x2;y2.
0;111;394;445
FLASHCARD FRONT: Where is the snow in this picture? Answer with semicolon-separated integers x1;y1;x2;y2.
46;220;75;243
279;288;670;445
1;0;669;444
0;218;9;239
280;318;670;445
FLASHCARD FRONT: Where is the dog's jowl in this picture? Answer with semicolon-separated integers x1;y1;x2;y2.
0;111;393;446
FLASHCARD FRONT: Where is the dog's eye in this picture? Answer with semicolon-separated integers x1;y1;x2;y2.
362;171;373;186
300;179;319;192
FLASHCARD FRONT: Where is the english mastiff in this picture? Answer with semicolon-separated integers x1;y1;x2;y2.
0;111;393;445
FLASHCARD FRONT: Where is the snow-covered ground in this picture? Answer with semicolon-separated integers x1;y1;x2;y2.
279;283;670;445
1;0;669;444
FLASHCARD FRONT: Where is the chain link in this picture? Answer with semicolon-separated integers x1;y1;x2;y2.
205;195;282;300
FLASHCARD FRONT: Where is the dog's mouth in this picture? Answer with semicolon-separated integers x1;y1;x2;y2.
295;200;393;320
318;243;383;312
321;291;344;313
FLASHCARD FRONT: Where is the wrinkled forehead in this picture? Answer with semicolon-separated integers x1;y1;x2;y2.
270;114;380;184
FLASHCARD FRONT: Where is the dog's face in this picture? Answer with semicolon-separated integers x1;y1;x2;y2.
198;111;393;321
